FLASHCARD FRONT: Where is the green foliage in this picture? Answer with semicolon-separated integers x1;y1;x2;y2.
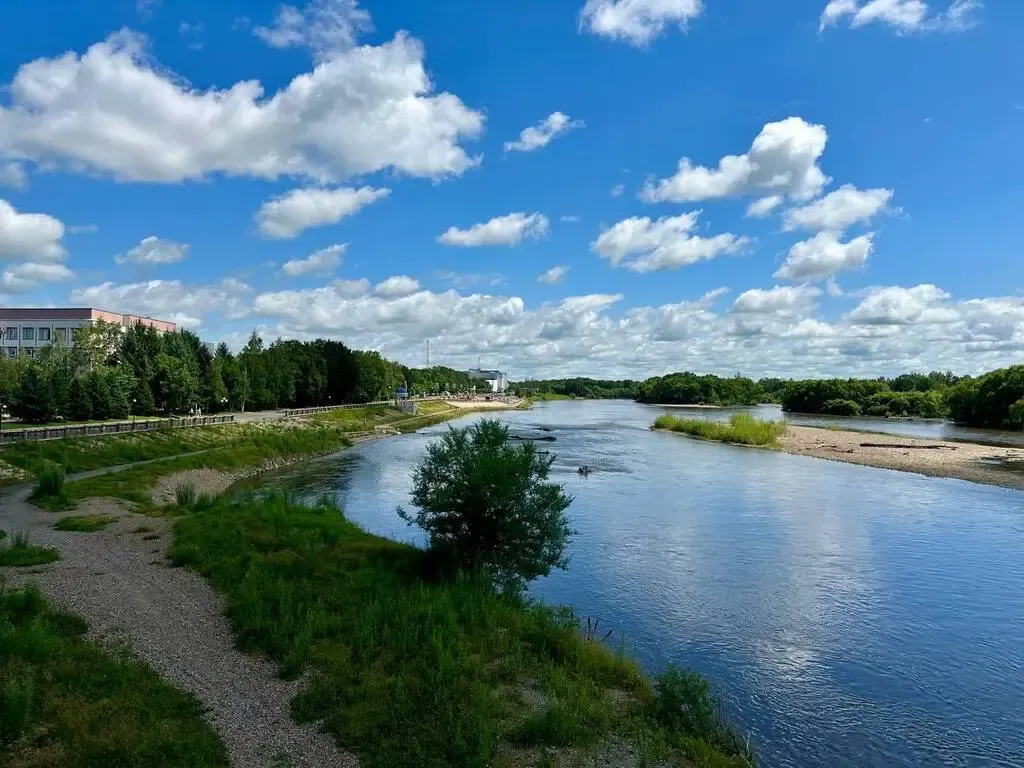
400;420;573;592
0;583;228;766
513;378;639;400
31;461;65;499
13;364;56;424
947;365;1024;428
54;514;116;532
0;531;61;567
821;398;861;416
637;373;764;406
175;483;198;507
653;665;754;762
653;413;787;446
170;493;752;768
66;376;93;422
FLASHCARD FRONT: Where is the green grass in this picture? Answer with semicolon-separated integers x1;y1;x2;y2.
312;406;409;431
34;425;354;515
170;493;754;768
0;532;61;568
653;413;787;447
0;582;228;766
54;514;117;532
0;425;237;478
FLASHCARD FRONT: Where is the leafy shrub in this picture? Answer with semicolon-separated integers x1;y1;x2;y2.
399;419;573;593
820;399;861;416
32;461;65;499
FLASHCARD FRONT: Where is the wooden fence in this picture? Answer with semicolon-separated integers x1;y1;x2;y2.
0;415;236;445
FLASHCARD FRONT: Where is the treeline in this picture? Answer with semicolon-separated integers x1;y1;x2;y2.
512;378;640;399
0;321;478;424
636;372;764;406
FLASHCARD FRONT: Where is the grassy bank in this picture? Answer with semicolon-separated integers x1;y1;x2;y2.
0;583;227;767
0;425;236;478
170;493;754;768
33;426;353;514
0;532;61;567
653;414;787;447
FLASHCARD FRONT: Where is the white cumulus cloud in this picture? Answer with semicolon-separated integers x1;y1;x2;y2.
0;163;27;189
114;235;190;265
775;231;874;282
255;186;390;239
253;0;372;59
783;185;894;231
732;285;822;316
579;0;704;46
846;284;957;325
820;0;981;33
374;275;421;298
438;213;549;247
70;278;253;328
1;262;75;293
282;243;345;277
0;199;66;263
643;117;830;203
0;30;484;184
745;196;784;218
504;112;584;154
591;212;748;273
538;266;570;284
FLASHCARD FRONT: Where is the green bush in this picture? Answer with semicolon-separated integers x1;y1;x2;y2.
399;419;573;593
32;461;65;498
820;399;861;416
0;673;35;746
54;514;116;532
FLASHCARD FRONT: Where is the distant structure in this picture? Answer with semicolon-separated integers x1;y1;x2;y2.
465;368;508;394
0;308;176;359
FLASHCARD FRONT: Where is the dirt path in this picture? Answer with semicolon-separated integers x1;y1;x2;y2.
0;484;358;768
780;425;1024;491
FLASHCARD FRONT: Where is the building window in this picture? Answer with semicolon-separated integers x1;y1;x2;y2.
22;347;36;358
4;327;15;341
22;327;34;341
54;328;68;342
38;328;51;342
6;347;16;359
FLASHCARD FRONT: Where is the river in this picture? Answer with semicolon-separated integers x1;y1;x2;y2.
253;400;1024;768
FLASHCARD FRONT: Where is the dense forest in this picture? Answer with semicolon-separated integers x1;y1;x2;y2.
0;321;478;424
514;366;1024;429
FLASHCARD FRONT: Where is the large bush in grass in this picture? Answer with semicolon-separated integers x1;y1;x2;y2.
400;419;573;592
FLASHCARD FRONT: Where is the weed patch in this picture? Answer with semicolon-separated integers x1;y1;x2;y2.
0;583;227;765
0;532;60;568
54;514;116;533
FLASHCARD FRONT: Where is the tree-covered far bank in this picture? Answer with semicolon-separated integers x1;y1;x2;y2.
514;365;1024;430
0;322;480;425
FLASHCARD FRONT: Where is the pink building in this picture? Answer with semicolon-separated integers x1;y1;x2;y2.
0;308;176;359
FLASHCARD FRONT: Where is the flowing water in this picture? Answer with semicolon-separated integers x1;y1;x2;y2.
254;401;1024;768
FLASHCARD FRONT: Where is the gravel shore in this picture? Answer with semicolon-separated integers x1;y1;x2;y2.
780;425;1024;491
0;486;358;768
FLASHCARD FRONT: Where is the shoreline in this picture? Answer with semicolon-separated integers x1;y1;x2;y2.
656;423;1024;491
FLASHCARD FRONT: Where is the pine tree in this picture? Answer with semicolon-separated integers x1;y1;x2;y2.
67;376;94;422
14;365;56;424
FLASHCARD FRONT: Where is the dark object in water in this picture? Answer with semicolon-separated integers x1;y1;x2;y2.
578;465;592;476
539;427;553;432
859;443;953;450
509;434;557;442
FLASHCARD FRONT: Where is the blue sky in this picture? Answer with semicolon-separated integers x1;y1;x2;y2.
0;0;1021;378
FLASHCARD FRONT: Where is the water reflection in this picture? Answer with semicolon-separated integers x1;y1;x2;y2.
250;401;1024;768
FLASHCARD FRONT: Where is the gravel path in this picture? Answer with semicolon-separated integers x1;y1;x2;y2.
0;484;358;768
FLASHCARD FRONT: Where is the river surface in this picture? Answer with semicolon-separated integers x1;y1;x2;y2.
255;400;1024;768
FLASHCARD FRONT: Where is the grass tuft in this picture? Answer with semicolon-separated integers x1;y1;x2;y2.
0;532;61;567
653;413;786;447
0;583;228;765
54;514;117;533
175;483;198;507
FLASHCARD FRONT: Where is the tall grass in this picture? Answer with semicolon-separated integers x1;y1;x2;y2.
0;531;61;567
170;493;754;768
175;483;198;507
653;413;787;446
0;583;228;765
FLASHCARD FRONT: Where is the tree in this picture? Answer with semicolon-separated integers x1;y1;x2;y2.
399;419;573;593
67;377;93;422
154;354;199;413
14;365;56;424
